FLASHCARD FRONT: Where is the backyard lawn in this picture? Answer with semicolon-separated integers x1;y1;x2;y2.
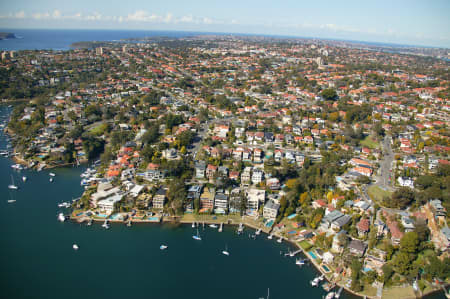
361;136;380;149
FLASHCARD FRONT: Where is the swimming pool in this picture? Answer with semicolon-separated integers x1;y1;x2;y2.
363;267;373;272
148;217;160;221
308;251;318;259
265;220;274;227
288;230;297;235
76;212;84;217
322;265;330;272
110;214;122;220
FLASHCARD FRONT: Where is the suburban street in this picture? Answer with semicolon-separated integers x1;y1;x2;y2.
377;135;394;191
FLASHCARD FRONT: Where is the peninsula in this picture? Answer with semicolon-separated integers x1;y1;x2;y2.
0;32;16;40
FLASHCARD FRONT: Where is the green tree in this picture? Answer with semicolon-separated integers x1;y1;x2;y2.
400;232;419;255
321;88;338;101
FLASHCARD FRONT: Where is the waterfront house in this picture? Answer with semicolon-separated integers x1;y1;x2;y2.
97;194;123;215
153;188;166;210
263;199;280;220
200;187;215;212
214;191;228;214
246;188;265;216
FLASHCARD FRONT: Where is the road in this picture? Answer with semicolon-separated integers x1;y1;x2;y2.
376;135;394;191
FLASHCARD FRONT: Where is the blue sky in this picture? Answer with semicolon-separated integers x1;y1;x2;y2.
1;0;449;47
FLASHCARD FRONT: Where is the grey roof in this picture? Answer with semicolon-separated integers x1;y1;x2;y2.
349;239;367;253
155;188;166;196
264;199;280;211
323;210;344;224
332;215;352;228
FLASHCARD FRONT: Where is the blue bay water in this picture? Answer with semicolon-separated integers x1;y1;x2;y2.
0;29;202;51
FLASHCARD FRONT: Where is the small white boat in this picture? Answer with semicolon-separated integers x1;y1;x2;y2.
296;259;305;266
22;176;27;182
87;219;93;226
267;234;273;240
311;277;320;287
8;175;18;190
102;220;110;229
126;220;132;227
255;228;261;235
58;202;70;208
193;228;201;241
191;222;195;228
218;223;223;232
7;199;16;203
58;213;65;222
49;178;53;182
11;164;23;170
160;245;168;250
277;237;283;243
335;286;343;298
49;172;56;177
222;244;230;256
325;292;335;299
209;224;218;228
73;244;79;250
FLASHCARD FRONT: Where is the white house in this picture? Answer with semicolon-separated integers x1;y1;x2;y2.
398;176;414;188
97;194;123;215
246;188;265;216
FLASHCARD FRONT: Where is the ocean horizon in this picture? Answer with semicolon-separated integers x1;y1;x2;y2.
0;28;439;51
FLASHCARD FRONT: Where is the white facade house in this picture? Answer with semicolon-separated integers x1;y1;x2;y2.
251;168;264;185
97;194;123;215
398;176;414;188
246;188;265;216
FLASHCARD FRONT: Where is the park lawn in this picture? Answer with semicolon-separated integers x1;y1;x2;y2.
361;136;380;149
368;185;392;203
382;286;415;299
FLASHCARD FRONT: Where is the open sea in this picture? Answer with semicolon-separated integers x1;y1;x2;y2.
0;29;204;51
0;29;446;298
